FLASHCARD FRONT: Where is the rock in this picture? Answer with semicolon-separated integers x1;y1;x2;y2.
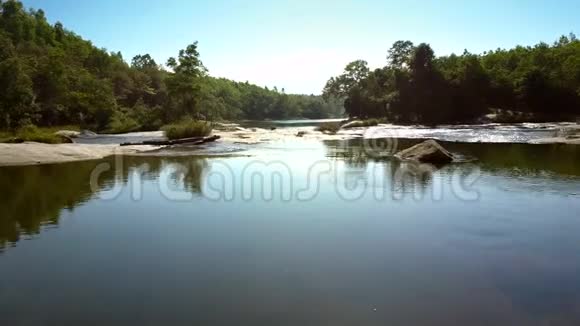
55;130;80;138
296;131;307;137
213;123;241;132
395;140;454;164
57;135;74;143
341;120;362;129
79;130;97;137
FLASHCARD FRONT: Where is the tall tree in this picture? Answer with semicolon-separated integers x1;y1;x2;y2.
387;40;415;69
165;42;208;120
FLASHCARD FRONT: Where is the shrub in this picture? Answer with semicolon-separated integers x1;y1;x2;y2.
11;125;64;144
0;130;12;143
106;110;140;134
316;122;341;134
132;101;164;131
162;119;213;140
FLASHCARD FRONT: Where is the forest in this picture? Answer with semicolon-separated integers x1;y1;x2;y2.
324;37;580;124
0;0;343;133
1;0;579;133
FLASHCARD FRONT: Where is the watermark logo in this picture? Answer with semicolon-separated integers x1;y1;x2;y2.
88;144;481;203
362;126;399;158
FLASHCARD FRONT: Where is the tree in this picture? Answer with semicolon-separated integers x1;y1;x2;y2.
409;43;436;78
388;40;415;69
1;0;26;42
323;60;369;99
131;54;158;70
165;42;208;121
167;42;207;77
0;1;344;131
54;21;64;42
0;58;35;128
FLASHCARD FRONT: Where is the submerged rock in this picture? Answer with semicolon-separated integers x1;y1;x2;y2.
395;140;454;164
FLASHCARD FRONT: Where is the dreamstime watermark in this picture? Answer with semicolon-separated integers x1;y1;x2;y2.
361;126;399;158
89;131;481;203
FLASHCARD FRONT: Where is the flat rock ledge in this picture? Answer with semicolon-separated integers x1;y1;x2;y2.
0;143;159;167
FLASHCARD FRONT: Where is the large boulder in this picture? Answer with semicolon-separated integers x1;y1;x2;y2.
395;140;454;164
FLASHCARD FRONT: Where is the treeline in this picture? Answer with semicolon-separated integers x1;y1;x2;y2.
324;37;580;124
0;1;343;132
198;77;343;121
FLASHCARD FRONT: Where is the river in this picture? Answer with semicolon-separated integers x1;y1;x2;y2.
1;123;579;325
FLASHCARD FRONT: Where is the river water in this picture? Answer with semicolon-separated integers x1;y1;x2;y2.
1;124;580;325
73;121;575;145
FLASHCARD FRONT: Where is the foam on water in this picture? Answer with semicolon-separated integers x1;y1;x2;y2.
344;123;567;143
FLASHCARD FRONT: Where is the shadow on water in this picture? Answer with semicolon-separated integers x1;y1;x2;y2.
0;156;208;251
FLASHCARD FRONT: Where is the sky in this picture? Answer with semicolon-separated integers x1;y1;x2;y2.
23;0;580;95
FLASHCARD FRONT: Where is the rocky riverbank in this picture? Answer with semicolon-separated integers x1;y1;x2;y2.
0;143;160;167
1;122;578;166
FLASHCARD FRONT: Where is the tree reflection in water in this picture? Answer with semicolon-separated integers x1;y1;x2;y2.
0;156;208;251
2;140;579;251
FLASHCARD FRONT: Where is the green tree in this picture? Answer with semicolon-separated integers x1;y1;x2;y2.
0;57;35;128
131;54;158;70
387;40;415;68
165;42;207;121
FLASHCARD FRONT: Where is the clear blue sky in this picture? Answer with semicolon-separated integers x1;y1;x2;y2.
23;0;580;94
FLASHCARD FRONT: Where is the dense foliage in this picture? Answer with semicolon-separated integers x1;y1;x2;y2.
0;1;343;132
324;37;580;124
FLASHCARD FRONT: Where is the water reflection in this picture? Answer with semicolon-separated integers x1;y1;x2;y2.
0;160;100;250
323;138;580;177
1;141;580;324
3;141;579;251
325;138;580;197
0;156;208;251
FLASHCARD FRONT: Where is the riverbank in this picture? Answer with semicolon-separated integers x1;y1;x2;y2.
0;128;349;166
0;143;159;167
1;122;578;166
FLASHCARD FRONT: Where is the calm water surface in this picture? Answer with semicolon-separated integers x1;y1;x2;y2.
1;139;580;325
